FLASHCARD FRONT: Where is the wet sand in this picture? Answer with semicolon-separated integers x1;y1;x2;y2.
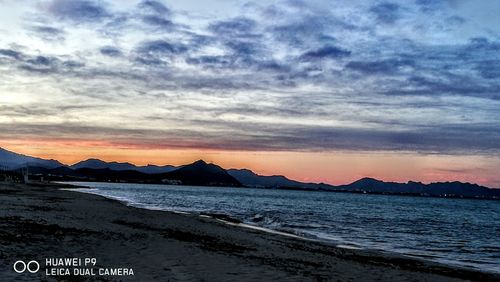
0;182;498;281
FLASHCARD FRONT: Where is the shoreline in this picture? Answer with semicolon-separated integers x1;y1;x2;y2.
63;186;492;270
55;179;500;201
68;185;500;276
1;182;498;281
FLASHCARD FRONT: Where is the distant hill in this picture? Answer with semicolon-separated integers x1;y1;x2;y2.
227;168;316;188
31;160;241;187
227;172;500;198
0;147;64;169
71;159;123;170
2;147;499;199
337;177;500;198
162;160;241;187
71;158;177;174
29;166;153;182
136;164;179;174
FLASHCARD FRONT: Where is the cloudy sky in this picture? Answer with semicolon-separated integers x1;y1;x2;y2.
1;0;500;186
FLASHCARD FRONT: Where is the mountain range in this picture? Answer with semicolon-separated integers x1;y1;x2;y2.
71;158;177;174
0;147;63;169
1;147;499;199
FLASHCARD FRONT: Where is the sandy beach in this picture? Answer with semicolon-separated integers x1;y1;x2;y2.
0;182;497;282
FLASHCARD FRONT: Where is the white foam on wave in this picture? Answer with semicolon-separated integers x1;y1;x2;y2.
66;187;195;216
336;244;362;250
225;221;312;240
67;187;356;247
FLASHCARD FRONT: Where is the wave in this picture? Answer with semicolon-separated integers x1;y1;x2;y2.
63;182;500;274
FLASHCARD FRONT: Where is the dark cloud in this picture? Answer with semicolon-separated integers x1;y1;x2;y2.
261;123;500;153
0;49;22;60
209;17;257;36
2;120;499;154
433;167;480;174
257;60;290;72
63;60;85;68
0;104;99;118
185;42;288;75
185;55;233;68
178;77;255;91
370;2;401;24
29;26;65;41
474;60;500;79
137;40;187;54
99;15;130;37
48;0;110;22
272;23;314;48
225;40;262;57
138;0;171;16
0;48;85;75
270;14;357;49
136;1;175;31
0;105;52;117
446;15;466;26
300;45;351;60
134;40;188;65
346;59;414;75
100;46;122;57
183;17;270;71
414;0;449;12
18;55;60;73
186;32;214;48
379;75;500;100
184;19;273;71
141;15;174;30
465;37;500;55
26;55;54;66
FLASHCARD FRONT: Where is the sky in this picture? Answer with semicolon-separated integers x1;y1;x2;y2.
0;0;500;187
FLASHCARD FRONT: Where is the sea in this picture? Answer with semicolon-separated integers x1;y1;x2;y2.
66;182;500;274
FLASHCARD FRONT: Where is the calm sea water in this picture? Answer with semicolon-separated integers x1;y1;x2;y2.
67;182;500;273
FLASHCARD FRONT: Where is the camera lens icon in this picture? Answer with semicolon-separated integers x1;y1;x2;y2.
13;260;40;273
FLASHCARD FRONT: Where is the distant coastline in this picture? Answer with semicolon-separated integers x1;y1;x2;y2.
1;147;499;200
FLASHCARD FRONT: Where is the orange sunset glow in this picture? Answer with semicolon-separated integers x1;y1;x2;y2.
2;138;499;188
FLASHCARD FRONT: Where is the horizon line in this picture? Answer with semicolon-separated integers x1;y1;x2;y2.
1;146;496;189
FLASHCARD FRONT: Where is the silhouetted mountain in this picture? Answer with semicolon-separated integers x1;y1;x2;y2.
341;177;409;193
3;147;499;199
337;177;500;198
162;160;241;186
425;181;497;197
71;159;117;170
30;160;241;186
0;147;64;169
229;171;500;198
227;168;315;188
31;166;76;176
71;158;177;174
135;164;178;174
29;166;155;183
26;160;241;187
